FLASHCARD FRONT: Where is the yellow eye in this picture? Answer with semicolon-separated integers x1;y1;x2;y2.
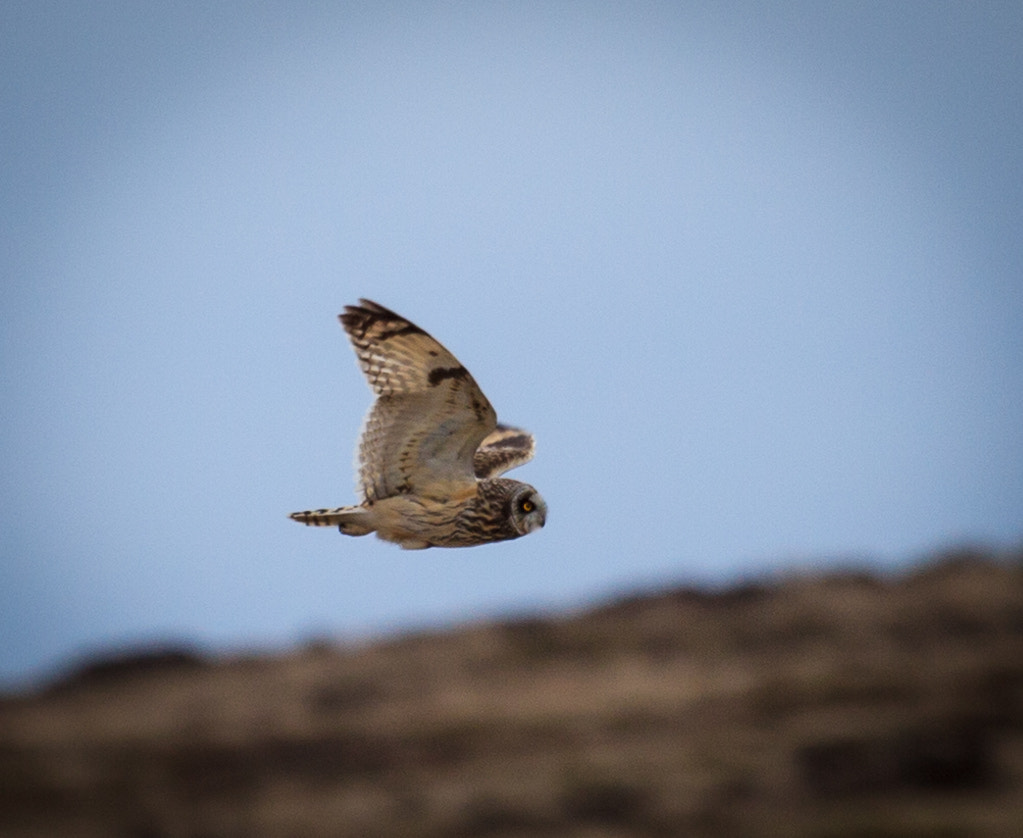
521;500;534;513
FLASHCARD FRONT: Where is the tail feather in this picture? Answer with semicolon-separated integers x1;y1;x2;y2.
289;505;373;536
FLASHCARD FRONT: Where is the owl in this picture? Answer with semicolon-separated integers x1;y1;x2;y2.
290;299;547;549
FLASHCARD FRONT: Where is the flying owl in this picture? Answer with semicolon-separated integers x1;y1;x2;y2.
289;299;547;549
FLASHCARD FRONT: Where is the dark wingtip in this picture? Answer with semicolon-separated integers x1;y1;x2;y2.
340;300;428;342
339;299;387;322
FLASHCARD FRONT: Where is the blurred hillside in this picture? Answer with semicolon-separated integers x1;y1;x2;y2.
2;547;1021;837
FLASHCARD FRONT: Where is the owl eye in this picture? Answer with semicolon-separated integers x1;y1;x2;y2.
520;499;534;514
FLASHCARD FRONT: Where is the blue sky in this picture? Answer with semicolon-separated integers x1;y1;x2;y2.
3;2;1021;688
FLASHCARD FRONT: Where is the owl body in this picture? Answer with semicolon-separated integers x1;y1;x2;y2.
290;300;546;549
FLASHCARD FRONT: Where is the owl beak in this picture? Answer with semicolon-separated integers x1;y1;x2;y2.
532;498;547;531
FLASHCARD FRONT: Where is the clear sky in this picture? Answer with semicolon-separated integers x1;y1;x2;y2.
3;2;1021;689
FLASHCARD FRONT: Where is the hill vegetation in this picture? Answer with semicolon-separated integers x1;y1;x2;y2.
2;547;1021;836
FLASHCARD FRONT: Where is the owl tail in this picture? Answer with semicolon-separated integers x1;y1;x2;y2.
289;505;374;536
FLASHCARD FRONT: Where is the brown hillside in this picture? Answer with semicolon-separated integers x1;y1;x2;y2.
2;548;1022;837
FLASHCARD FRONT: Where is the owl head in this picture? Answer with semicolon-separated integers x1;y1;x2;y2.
504;481;547;537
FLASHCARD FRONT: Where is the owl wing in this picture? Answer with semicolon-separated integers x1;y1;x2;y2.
473;424;536;478
340;300;497;502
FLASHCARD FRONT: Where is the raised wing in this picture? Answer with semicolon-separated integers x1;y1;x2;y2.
473;424;536;478
340;300;497;501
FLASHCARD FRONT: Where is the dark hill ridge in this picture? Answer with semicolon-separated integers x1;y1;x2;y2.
2;548;1022;837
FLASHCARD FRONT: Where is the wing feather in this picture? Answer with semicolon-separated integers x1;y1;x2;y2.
473;424;536;478
340;300;496;501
